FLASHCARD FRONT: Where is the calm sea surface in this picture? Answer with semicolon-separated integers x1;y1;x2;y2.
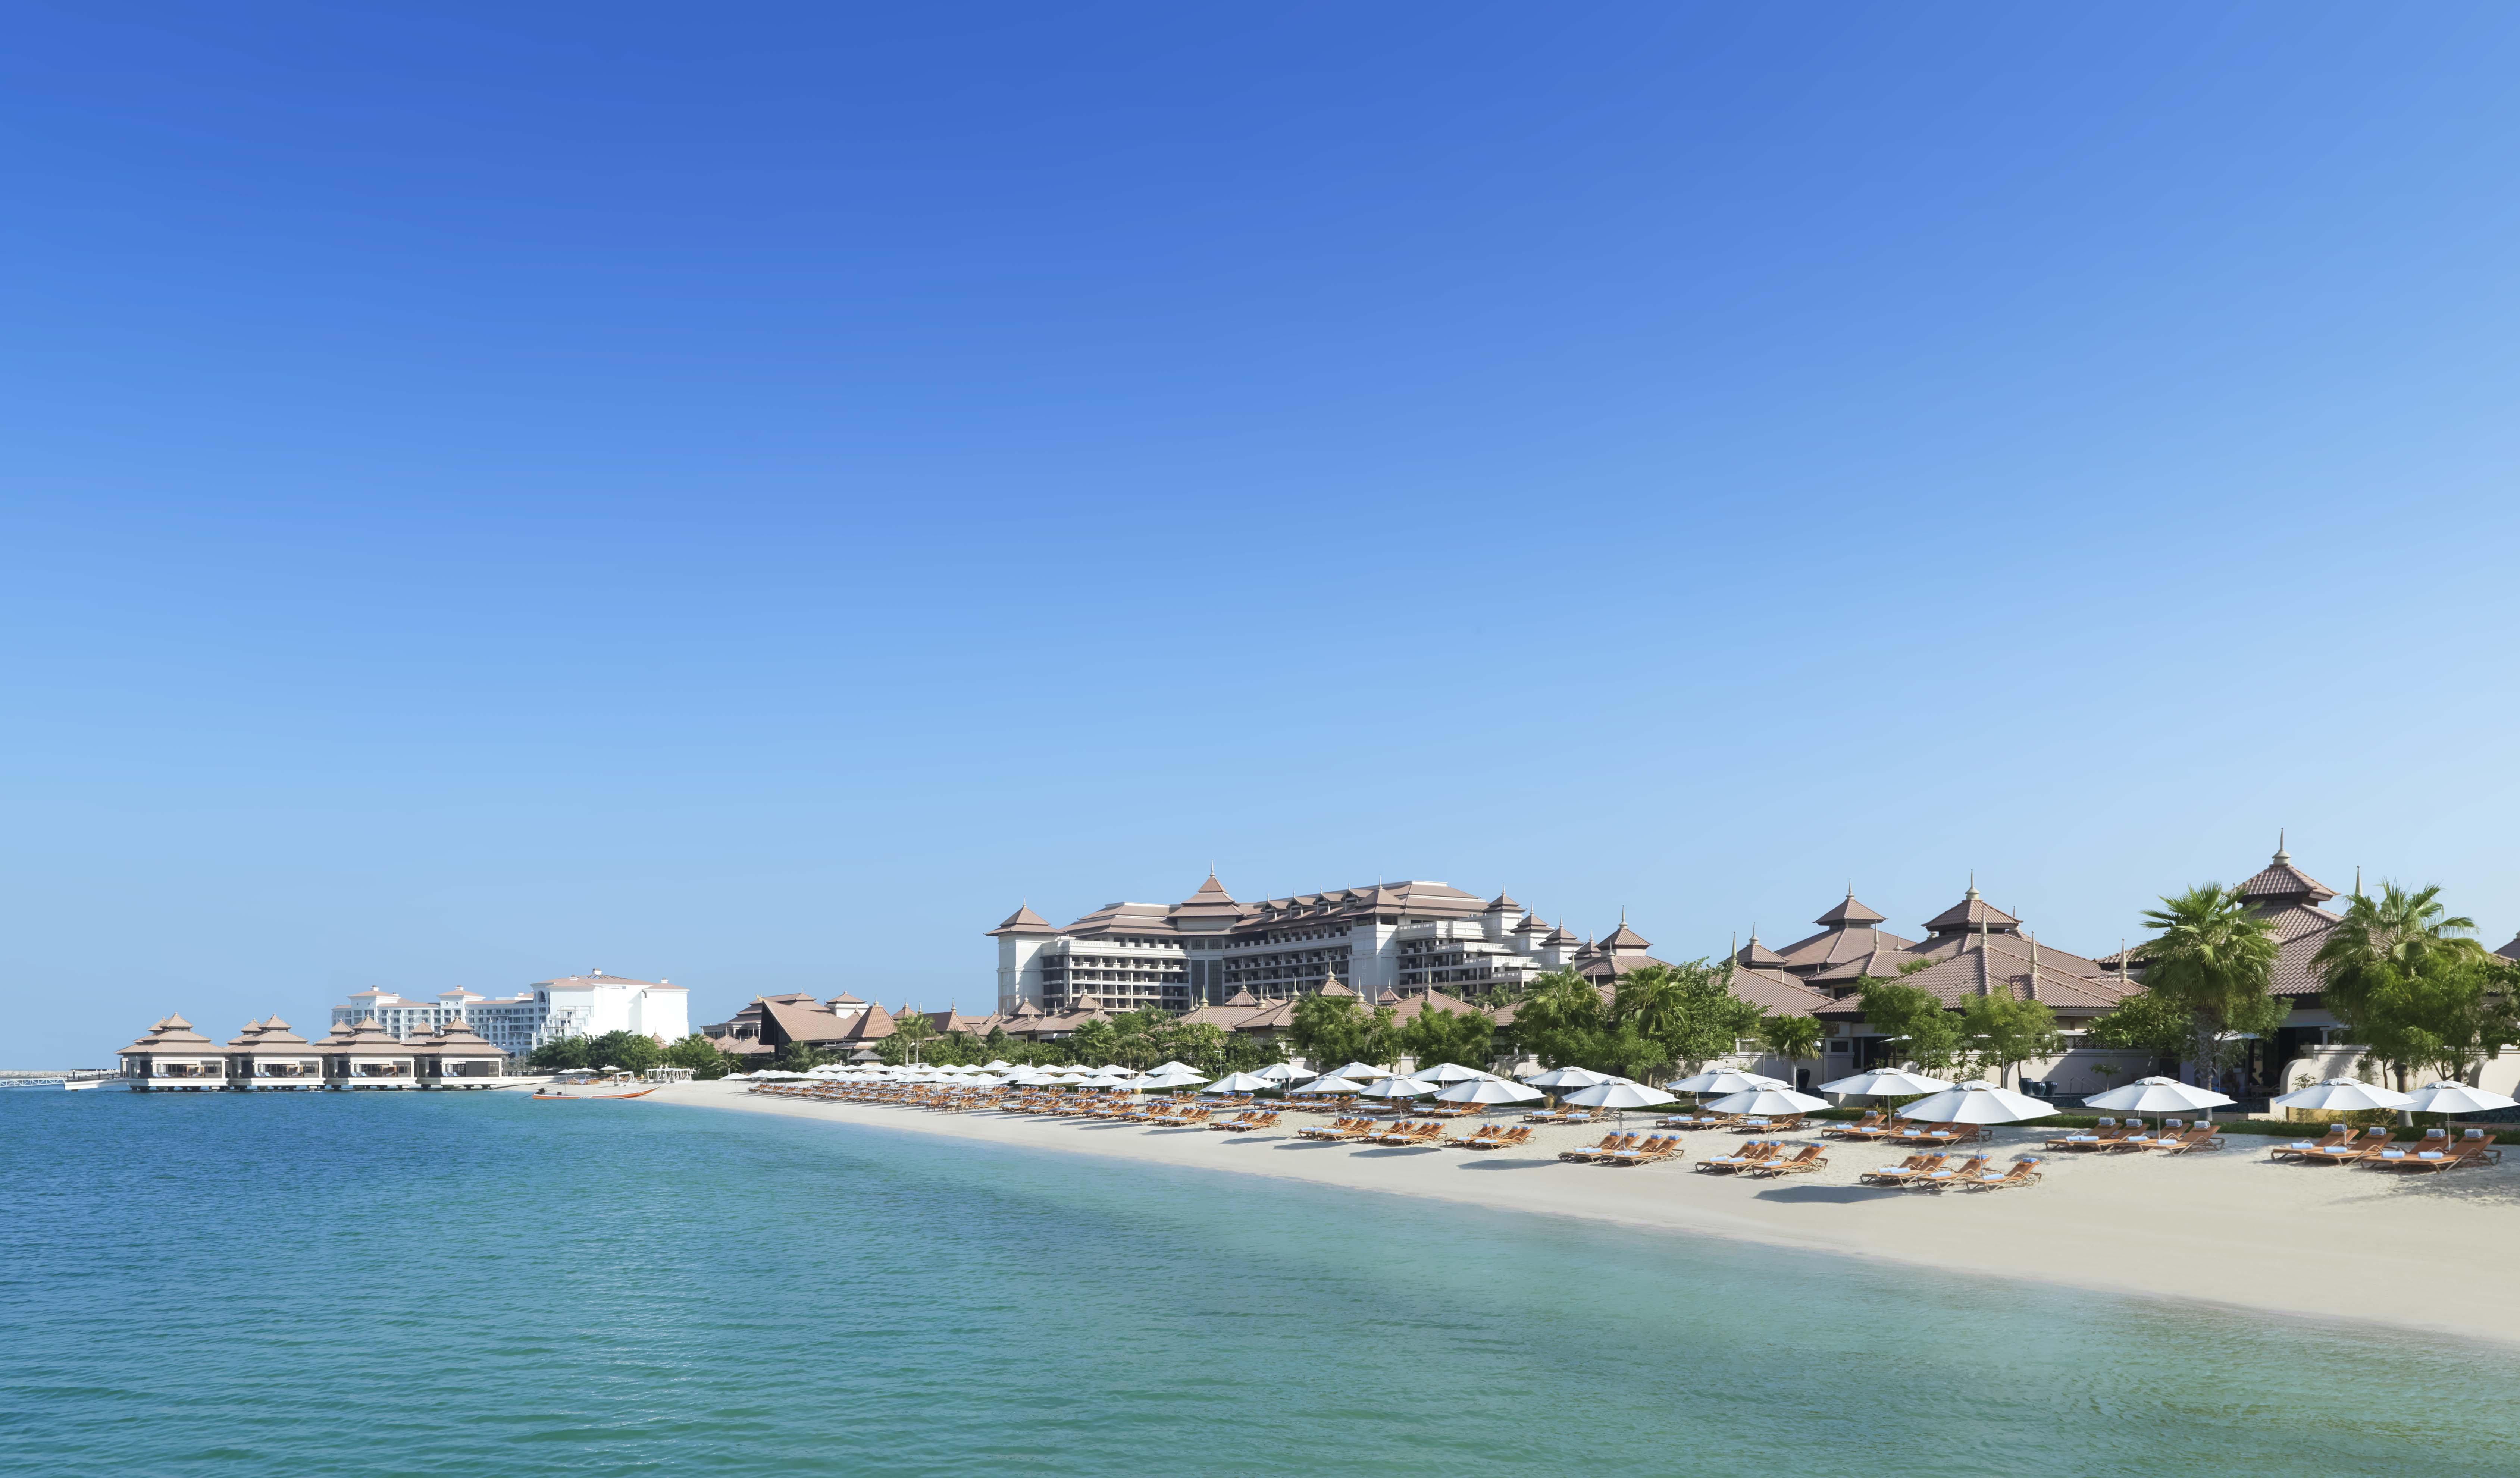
5;1088;2516;1477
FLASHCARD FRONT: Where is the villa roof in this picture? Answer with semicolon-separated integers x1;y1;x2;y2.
1727;966;1837;1019
2499;933;2520;964
2237;840;2338;907
419;1022;504;1058
1813;891;1888;926
1774;921;1920;984
987;905;1055;937
237;1020;315;1052
1734;935;1788;970
1922;885;2020;936
760;998;857;1046
1598;920;1652;953
1222;988;1260;1007
1486;893;1522;913
334;1019;415;1056
1846;937;2136;1016
1512;913;1551;934
838;1001;897;1041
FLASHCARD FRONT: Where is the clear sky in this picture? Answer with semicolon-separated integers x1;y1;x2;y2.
8;4;2520;1063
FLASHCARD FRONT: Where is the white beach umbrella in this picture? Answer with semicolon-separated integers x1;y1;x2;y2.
1564;1082;1678;1110
2401;1082;2520;1117
1816;1067;1954;1099
1893;1080;2054;1126
1287;1077;1360;1095
1325;1062;1395;1082
1137;1068;1210;1091
982;1059;1012;1070
1706;1087;1832;1117
1562;1080;1677;1126
1522;1066;1616;1088
1669;1068;1790;1096
2271;1078;2415;1113
1433;1077;1543;1105
2082;1076;2236;1118
1358;1077;1437;1101
1412;1062;1493;1084
1255;1063;1317;1083
1148;1060;1196;1076
1209;1071;1277;1093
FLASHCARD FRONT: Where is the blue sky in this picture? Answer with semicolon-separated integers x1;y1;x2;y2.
8;4;2520;1062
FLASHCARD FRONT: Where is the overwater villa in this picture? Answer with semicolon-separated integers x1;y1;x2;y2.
119;1014;515;1089
226;1017;325;1088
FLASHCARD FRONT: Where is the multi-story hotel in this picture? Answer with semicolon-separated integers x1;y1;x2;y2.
988;876;1589;1015
329;970;688;1055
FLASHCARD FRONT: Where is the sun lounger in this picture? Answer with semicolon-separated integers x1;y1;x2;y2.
2454;1129;2505;1167
2267;1126;2353;1161
2045;1119;2129;1151
2298;1127;2393;1164
1904;1155;1989;1190
1375;1121;1447;1147
1559;1133;1637;1163
1857;1154;1946;1186
1957;1157;2045;1190
1742;1144;1828;1177
1604;1136;1682;1166
1459;1125;1532;1151
1822;1112;1883;1139
1693;1141;1781;1173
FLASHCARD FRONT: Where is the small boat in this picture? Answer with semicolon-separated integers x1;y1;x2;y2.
532;1071;657;1100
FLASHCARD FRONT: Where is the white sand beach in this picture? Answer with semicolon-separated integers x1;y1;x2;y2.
649;1080;2520;1345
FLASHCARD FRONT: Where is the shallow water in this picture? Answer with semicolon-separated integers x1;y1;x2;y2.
4;1089;2516;1476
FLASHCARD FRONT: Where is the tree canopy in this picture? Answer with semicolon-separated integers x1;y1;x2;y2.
2129;883;2286;1086
2313;881;2516;1087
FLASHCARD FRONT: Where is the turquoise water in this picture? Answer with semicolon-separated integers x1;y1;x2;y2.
6;1090;2517;1477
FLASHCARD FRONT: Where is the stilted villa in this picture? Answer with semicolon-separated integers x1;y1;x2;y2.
118;1014;512;1089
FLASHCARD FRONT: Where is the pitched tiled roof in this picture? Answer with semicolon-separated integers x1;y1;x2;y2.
1486;893;1522;912
1775;922;1920;983
2236;841;2338;907
1727;966;1836;1019
2498;933;2520;964
1734;935;1788;969
1599;920;1652;952
1922;886;2020;935
1813;892;1887;927
987;906;1054;936
1857;938;2136;1014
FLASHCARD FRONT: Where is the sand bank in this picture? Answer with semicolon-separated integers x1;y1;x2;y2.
646;1080;2520;1345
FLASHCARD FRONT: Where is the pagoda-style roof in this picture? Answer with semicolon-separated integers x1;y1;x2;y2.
1485;893;1522;913
1734;934;1788;969
2236;838;2338;908
1598;919;1652;953
1813;890;1887;927
987;905;1055;937
1922;883;2020;936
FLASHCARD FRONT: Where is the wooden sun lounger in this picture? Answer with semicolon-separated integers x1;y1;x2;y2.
2365;1140;2463;1171
2155;1124;2225;1154
1735;1114;1807;1134
1559;1133;1637;1163
1693;1141;1781;1173
2297;1127;2393;1164
1857;1154;1946;1186
2045;1120;2131;1151
1902;1155;1988;1190
2267;1126;2353;1160
1458;1125;1532;1151
1893;1121;1980;1147
1604;1136;1682;1166
1741;1144;1828;1177
1958;1158;2045;1190
1217;1111;1279;1132
1822;1112;1883;1139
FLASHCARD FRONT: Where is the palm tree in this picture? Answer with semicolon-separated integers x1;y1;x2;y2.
1756;1014;1824;1086
2133;884;2280;1088
2313;881;2487;1090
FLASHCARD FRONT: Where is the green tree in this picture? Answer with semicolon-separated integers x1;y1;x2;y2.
2133;884;2286;1088
526;1035;594;1071
877;1010;939;1066
1510;970;1609;1071
659;1033;734;1080
1610;961;1763;1077
1957;993;2060;1089
2314;881;2499;1089
2089;988;2193;1068
1064;1017;1119;1067
1399;1007;1495;1072
1755;1014;1825;1079
1287;993;1396;1069
1855;978;1963;1074
771;1039;827;1073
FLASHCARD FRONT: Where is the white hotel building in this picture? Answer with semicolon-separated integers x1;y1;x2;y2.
989;876;1585;1014
331;970;689;1057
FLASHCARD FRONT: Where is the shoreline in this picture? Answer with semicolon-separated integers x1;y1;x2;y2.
646;1080;2520;1347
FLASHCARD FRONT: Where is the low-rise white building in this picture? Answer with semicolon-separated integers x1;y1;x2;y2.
330;970;688;1055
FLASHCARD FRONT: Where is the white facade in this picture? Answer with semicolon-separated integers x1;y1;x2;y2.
332;971;688;1055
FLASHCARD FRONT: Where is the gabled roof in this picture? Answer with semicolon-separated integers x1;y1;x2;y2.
987;906;1055;937
840;1002;897;1040
1814;891;1888;926
1222;988;1259;1007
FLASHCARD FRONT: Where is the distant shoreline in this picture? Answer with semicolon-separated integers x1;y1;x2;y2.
647;1080;2520;1348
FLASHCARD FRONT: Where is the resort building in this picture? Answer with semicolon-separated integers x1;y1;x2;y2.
225;1018;325;1088
706;992;895;1062
990;876;1580;1015
330;970;689;1056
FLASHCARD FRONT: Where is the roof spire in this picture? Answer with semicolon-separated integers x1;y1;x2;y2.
2275;828;2289;864
1966;869;1978;901
2354;864;2361;897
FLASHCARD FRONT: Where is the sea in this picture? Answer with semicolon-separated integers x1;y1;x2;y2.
5;1088;2516;1477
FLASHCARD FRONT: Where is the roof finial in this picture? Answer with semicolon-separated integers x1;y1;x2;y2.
2275;828;2289;864
1966;869;1978;901
2354;863;2362;897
